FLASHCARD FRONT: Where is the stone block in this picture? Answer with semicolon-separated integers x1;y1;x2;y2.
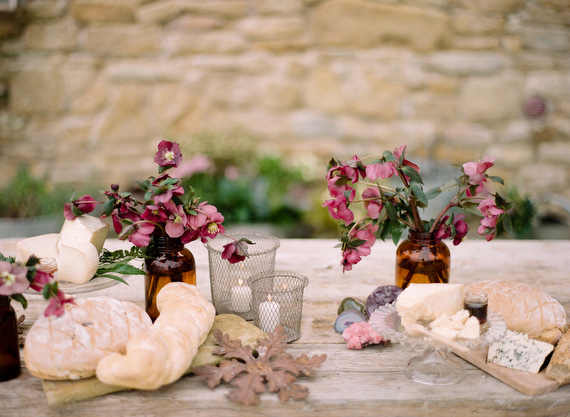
459;0;523;13
70;80;108;114
486;143;534;168
426;52;506;76
517;163;567;193
521;26;570;52
451;36;500;50
453;12;504;35
85;24;162;57
183;0;250;19
71;0;138;22
538;141;570;165
24;0;68;19
135;0;185;24
167;31;247;55
10;69;65;114
310;0;450;51
238;17;304;41
105;60;187;83
23;19;79;51
150;83;201;125
166;15;225;32
289;109;342;138
458;73;524;123
254;0;304;15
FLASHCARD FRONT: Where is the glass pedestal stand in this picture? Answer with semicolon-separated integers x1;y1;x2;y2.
403;346;465;385
370;303;506;387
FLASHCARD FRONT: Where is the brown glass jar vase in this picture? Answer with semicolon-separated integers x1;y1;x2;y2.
145;235;196;321
395;231;450;289
0;296;21;382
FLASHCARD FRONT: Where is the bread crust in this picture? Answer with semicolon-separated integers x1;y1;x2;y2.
546;328;570;384
465;280;567;345
23;297;152;380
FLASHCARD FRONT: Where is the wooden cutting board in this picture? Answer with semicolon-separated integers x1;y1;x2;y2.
403;322;561;396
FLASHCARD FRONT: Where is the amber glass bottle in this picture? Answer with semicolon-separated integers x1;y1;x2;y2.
0;296;21;381
145;235;196;321
395;231;450;289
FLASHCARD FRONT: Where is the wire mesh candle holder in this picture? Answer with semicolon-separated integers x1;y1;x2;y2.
248;270;309;343
206;232;280;320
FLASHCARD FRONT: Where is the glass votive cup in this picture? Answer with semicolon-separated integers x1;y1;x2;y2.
248;270;309;343
464;290;488;324
206;232;280;320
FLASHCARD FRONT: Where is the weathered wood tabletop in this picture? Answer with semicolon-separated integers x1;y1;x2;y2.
1;237;570;417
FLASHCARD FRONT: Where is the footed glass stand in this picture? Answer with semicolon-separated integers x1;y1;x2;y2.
370;304;506;387
403;346;465;385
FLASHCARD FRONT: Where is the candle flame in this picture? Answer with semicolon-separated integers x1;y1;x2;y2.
238;278;244;286
267;294;272;302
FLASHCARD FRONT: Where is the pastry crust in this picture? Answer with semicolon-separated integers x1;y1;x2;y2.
23;297;152;380
96;282;215;390
465;280;567;345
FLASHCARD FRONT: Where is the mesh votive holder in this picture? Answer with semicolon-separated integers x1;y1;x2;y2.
248;270;309;343
206;232;280;320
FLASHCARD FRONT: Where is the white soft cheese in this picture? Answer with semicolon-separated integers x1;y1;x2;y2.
57;215;109;254
396;283;464;324
57;242;100;284
457;316;480;339
487;330;554;374
16;233;59;263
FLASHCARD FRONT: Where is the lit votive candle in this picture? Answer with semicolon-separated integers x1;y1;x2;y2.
230;278;252;313
259;294;280;333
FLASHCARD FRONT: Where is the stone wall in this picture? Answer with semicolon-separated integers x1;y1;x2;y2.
0;0;569;218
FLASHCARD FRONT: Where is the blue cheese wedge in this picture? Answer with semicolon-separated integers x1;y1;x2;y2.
487;330;554;374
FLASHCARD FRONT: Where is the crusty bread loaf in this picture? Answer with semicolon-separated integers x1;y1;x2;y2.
465;280;567;345
546;328;570;384
96;282;215;390
23;297;152;380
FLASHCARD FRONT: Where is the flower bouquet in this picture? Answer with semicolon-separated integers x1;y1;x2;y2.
323;145;512;275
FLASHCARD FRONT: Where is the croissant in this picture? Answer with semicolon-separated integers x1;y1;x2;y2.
465;280;567;345
96;282;215;390
23;297;152;380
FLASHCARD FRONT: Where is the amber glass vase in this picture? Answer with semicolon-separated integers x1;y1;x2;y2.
145;235;196;321
0;296;21;381
395;231;450;289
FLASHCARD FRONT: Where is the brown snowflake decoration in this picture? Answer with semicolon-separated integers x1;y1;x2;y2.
194;325;327;405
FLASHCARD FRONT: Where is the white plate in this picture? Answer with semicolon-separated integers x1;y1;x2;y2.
24;275;129;295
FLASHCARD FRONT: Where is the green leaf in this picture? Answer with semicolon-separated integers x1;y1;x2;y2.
410;182;428;206
425;186;442;200
380;220;393;241
488;175;504;185
93;274;129;284
382;150;396;162
385;202;398;222
391;223;403;245
11;293;27;310
401;166;423;184
103;199;115;217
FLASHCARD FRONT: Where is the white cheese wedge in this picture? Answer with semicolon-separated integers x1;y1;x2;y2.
57;242;100;284
457;316;480;339
431;326;459;340
16;233;59;263
57;215;109;254
396;283;464;324
487;330;554;374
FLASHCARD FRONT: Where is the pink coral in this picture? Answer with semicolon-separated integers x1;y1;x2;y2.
342;321;385;350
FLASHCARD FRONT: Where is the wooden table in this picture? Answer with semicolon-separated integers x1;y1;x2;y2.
1;237;570;417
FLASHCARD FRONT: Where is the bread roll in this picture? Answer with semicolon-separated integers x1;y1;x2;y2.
23;297;152;380
96;282;215;390
546;328;570;384
465;280;567;345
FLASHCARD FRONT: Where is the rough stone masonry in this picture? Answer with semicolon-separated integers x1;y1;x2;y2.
0;0;569;220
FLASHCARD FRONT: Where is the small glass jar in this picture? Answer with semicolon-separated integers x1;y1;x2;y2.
144;235;196;321
395;231;450;289
0;296;21;381
464;291;488;324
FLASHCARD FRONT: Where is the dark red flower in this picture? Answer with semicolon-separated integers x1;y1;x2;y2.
154;140;182;168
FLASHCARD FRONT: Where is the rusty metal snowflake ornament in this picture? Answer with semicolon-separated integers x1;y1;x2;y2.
194;325;327;405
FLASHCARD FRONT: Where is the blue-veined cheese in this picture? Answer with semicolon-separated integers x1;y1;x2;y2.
396;283;464;323
487;330;554;373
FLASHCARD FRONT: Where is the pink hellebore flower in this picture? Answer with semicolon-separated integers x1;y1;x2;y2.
199;211;225;242
362;187;383;219
366;161;396;181
463;156;495;186
63;195;97;221
0;261;30;295
29;270;54;293
141;204;169;224
341;223;378;272
128;222;156;247
154;140;182;168
434;214;469;246
44;290;75;317
164;202;188;238
392;145;421;173
323;196;354;226
326;158;360;197
478;198;504;229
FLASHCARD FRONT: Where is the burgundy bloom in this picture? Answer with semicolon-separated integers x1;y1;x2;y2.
0;261;30;295
392;145;421;173
222;240;249;264
127;222;156;247
326;157;361;198
29;270;54;293
164;201;188;238
341;223;378;272
141;204;169;224
151;173;185;205
64;195;98;221
434;214;469;246
199;207;225;242
44;290;75;317
154;140;182;168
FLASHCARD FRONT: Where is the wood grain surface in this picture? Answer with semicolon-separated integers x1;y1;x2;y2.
1;237;570;417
